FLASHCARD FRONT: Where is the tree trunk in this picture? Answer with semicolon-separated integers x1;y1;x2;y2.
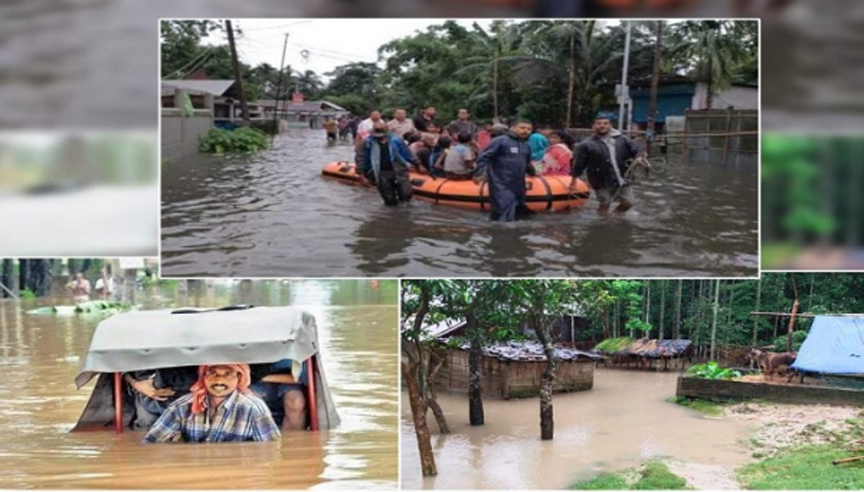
566;32;575;128
226;20;251;126
659;280;666;340
19;260;29;294
647;21;663;154
533;315;556;441
674;280;682;339
710;280;720;360
645;282;651;338
493;54;499;121
467;312;484;426
1;260;13;298
706;79;714;109
402;361;437;476
807;273;815;312
787;299;799;353
122;268;137;304
29;260;53;297
753;277;762;346
426;352;450;434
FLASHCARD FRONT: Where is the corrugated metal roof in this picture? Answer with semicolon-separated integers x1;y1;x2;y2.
598;338;692;357
451;340;601;362
162;79;236;96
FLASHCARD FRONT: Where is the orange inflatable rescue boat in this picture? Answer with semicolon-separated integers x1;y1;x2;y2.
321;162;590;212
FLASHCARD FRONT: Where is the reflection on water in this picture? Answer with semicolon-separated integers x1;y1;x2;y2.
401;369;752;490
0;280;398;489
161;130;758;277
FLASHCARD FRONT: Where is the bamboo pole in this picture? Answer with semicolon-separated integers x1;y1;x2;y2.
787;299;800;353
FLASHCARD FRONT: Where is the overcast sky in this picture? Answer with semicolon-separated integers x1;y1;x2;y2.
202;19;490;81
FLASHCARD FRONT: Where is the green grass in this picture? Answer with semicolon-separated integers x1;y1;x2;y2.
571;473;629;490
668;396;725;417
571;462;690;490
760;242;802;269
738;445;864;490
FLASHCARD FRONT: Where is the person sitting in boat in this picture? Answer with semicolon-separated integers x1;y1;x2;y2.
412;133;437;174
443;131;476;180
541;130;574;176
250;359;308;431
447;108;477;138
358;122;418;206
429;135;451;178
125;367;198;430
142;364;279;443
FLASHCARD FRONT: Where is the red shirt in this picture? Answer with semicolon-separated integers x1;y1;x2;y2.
542;144;573;176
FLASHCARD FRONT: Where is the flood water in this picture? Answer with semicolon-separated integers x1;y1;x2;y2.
401;369;753;490
0;280;398;489
161;130;758;278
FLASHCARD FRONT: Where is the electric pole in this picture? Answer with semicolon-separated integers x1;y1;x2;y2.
226;20;251;126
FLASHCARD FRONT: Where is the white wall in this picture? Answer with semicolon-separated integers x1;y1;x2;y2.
692;83;758;110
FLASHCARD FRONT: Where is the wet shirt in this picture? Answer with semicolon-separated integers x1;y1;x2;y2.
323;120;338;132
142;391;280;443
378;140;394;172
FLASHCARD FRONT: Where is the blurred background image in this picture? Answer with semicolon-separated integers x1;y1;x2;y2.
0;133;158;256
762;136;864;270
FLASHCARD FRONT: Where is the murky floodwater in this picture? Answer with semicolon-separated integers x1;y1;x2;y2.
401;369;753;490
0;280;398;489
161;130;757;277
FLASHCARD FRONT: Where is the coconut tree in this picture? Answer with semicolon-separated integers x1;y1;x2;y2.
502;20;622;127
455;21;525;121
668;20;749;109
293;69;324;99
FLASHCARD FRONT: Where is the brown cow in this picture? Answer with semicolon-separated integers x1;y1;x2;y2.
749;349;797;381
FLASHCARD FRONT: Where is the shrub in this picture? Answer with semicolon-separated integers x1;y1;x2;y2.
251;119;279;135
771;330;808;353
199;127;269;154
686;361;741;380
19;289;36;300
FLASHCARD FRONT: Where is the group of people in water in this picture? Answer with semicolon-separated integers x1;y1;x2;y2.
128;360;308;443
326;106;647;221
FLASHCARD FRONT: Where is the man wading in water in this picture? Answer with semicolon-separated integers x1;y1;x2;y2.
570;116;645;215
359;122;418;206
473;119;536;222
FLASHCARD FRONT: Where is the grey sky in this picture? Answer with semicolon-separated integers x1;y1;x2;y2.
203;19;488;81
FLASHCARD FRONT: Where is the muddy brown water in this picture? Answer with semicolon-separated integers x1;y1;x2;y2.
401;369;753;490
161;130;758;278
0;281;398;489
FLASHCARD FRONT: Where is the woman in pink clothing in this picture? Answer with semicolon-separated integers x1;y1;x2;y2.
541;130;574;176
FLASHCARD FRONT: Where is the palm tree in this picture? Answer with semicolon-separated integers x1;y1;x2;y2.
503;21;622;127
668;21;748;109
294;69;324;99
455;21;524;121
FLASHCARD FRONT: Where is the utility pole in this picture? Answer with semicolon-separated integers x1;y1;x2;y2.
226;20;251;126
618;21;632;132
647;21;663;155
272;32;289;145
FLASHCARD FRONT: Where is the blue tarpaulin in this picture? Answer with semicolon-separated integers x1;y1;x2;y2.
792;316;864;375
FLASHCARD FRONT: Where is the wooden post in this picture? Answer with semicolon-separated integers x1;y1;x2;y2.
114;372;123;434
306;357;319;431
225;20;251;126
722;110;733;165
787;299;800;353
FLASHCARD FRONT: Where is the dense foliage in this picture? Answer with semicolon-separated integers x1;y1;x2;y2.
762;135;864;267
161;20;757;127
199;127;269;153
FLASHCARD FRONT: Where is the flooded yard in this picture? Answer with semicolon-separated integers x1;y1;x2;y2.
401;369;754;490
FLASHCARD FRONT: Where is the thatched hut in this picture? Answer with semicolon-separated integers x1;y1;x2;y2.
594;337;693;371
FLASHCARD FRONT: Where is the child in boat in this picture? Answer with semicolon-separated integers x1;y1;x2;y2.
142;364;280;443
443;131;476;180
541;130;574;176
430;136;452;178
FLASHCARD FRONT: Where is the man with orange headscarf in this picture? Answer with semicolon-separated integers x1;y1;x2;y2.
142;364;280;443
